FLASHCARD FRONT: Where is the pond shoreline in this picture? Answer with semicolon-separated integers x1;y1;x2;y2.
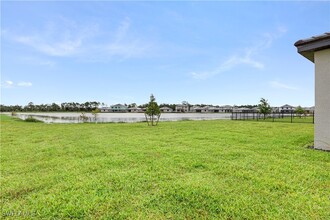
4;112;232;124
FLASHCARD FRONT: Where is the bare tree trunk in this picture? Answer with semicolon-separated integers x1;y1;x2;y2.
145;114;150;126
155;114;161;125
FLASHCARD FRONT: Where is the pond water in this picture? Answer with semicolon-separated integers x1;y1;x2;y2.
11;112;231;124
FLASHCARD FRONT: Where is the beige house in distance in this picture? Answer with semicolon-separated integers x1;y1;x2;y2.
295;32;330;151
160;107;173;113
175;104;190;113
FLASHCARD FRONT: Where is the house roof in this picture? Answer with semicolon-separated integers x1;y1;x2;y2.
160;107;172;110
220;105;233;108
111;104;127;108
192;106;203;110
294;32;330;62
281;104;294;108
176;104;189;107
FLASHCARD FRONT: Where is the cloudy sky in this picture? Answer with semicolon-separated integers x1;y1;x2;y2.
1;1;329;107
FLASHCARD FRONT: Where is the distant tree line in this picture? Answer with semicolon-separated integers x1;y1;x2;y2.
0;101;102;112
0;101;259;113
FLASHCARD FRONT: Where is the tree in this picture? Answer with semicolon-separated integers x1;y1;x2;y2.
79;112;89;122
128;103;137;108
145;94;161;126
295;105;304;118
92;108;100;122
51;103;61;112
89;101;99;110
26;102;35;111
84;102;91;111
258;98;271;119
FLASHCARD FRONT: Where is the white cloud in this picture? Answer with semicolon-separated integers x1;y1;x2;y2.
103;17;151;59
2;80;14;88
191;27;287;80
4;17;98;57
4;16;151;60
1;80;32;88
190;53;264;80
269;81;298;90
20;56;56;67
14;32;83;57
116;17;131;41
17;82;33;87
6;80;13;85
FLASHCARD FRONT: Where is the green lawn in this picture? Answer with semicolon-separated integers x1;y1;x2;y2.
1;115;329;219
256;116;314;124
233;115;314;124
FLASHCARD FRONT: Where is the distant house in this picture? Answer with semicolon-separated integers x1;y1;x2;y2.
191;105;209;113
201;106;210;113
208;106;217;113
208;106;221;113
192;105;224;113
219;105;233;113
111;104;128;113
271;107;280;113
232;107;239;113
303;106;315;114
191;105;202;113
128;107;143;113
279;104;295;113
252;107;260;113
175;104;190;113
232;107;256;113
160;107;173;113
99;107;112;113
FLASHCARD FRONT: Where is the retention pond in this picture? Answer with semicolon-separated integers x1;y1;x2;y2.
12;112;231;123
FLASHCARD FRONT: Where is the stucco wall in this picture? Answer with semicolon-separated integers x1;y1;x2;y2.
314;49;330;150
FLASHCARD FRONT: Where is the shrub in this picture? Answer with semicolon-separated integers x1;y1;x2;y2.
24;116;42;123
79;113;89;122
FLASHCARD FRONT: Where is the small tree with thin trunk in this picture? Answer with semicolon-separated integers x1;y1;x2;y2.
145;94;161;126
258;98;271;119
92;108;100;123
79;112;89;122
295;105;304;118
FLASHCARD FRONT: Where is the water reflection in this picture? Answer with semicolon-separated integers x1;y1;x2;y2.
13;113;231;124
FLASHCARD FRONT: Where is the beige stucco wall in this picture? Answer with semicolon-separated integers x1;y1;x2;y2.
314;49;330;150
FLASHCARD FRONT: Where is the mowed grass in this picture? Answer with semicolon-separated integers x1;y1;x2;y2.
250;116;314;124
1;115;329;219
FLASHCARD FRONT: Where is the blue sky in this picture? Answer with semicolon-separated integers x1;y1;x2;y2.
1;1;329;107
